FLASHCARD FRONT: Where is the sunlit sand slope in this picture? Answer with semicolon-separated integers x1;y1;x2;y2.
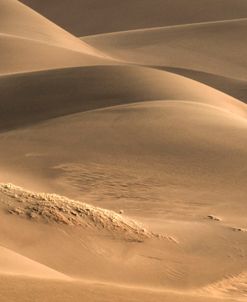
0;0;113;74
0;101;246;222
0;0;102;54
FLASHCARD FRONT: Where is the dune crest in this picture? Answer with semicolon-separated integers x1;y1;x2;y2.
0;0;115;75
0;0;104;56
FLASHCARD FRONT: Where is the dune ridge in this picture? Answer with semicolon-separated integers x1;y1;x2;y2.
83;18;247;81
0;0;103;56
0;0;116;75
0;34;114;75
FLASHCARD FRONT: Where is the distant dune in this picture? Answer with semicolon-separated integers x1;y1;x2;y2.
83;19;247;80
0;0;102;54
20;0;247;36
0;0;113;74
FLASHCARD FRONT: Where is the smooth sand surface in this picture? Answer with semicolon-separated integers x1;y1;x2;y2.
0;246;69;279
83;19;247;80
160;67;247;103
0;35;113;75
0;0;103;54
0;1;247;301
0;0;114;74
83;18;247;101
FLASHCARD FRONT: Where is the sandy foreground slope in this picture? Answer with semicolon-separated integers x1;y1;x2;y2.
0;0;247;301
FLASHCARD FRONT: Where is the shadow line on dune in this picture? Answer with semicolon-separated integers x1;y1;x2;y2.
0;65;246;132
149;66;247;103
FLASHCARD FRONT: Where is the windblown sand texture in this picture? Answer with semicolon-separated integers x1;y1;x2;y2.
0;0;247;301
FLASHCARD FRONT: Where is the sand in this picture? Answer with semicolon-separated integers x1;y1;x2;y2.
0;0;247;301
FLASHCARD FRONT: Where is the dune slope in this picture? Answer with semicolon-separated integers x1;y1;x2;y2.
0;0;101;55
1;1;247;301
83;19;247;81
0;101;246;221
0;0;114;75
0;35;113;75
0;66;246;131
0;246;68;279
161;67;247;103
0;102;247;301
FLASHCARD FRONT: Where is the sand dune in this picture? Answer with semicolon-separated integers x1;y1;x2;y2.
0;35;113;75
20;0;247;36
83;19;247;81
0;66;246;131
0;179;246;293
0;0;103;56
0;0;113;75
1;1;247;301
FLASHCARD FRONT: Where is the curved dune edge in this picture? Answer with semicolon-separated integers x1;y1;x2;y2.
82;18;247;80
0;245;69;280
82;18;247;38
157;66;247;103
0;183;168;242
0;34;115;75
0;65;246;132
0;0;111;59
